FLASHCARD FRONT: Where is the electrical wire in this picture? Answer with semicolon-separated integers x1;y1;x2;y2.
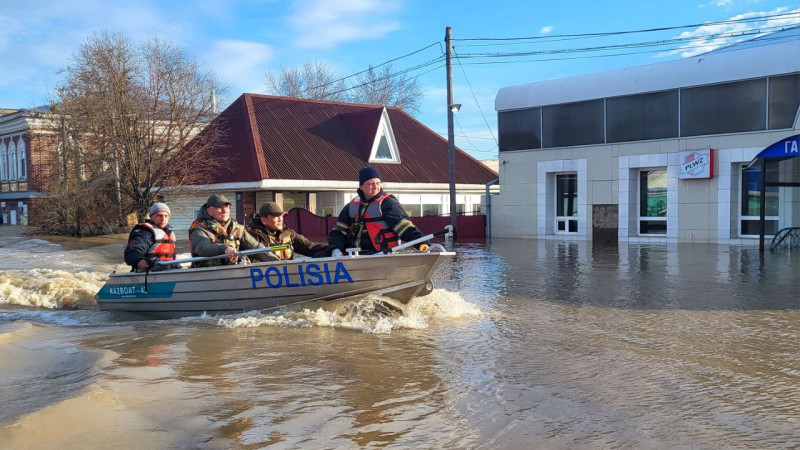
291;42;442;96
452;49;498;146
452;10;799;43
454;24;794;59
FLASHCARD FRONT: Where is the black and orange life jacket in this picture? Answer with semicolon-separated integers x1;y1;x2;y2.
347;193;398;252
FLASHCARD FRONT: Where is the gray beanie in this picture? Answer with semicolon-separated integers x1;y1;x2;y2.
149;202;170;216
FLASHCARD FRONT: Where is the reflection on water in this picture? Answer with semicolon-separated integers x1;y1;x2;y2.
0;238;798;448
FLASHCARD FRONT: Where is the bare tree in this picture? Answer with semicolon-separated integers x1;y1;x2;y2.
264;60;423;114
350;64;422;115
54;32;225;223
265;59;347;101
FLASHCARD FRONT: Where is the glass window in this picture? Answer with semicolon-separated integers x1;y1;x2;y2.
768;74;800;130
375;135;392;159
404;204;421;217
0;142;6;181
17;140;26;179
8;141;16;180
740;163;779;236
422;204;440;216
555;173;578;234
680;79;766;136
282;192;307;211
639;169;667;235
498;108;541;151
543;100;604;148
606;91;679;142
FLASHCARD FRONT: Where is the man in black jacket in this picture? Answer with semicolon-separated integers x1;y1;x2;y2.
329;167;427;255
124;202;177;272
247;202;327;260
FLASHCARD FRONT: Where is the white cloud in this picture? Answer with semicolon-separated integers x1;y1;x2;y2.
655;6;800;58
715;0;733;6
288;0;404;49
203;40;275;95
540;25;554;34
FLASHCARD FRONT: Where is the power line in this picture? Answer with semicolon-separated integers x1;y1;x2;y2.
321;58;444;98
454;24;794;59
452;10;799;43
453;48;497;146
456;31;796;65
291;41;442;96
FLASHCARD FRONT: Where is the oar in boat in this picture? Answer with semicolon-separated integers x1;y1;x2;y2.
386;225;453;253
142;244;290;292
154;244;291;267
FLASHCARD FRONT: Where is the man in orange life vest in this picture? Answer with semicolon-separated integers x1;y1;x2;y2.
124;202;177;272
247;202;327;260
329;167;428;256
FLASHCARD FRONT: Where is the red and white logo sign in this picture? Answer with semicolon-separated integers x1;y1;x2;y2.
679;149;714;179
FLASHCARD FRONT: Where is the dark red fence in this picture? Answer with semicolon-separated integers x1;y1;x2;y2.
283;208;486;240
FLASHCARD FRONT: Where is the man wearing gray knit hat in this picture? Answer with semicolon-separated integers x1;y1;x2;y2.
124;202;177;272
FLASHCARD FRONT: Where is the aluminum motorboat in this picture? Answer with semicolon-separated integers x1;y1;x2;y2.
96;229;454;319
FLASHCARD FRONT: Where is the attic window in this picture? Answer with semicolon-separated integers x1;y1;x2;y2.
369;108;400;164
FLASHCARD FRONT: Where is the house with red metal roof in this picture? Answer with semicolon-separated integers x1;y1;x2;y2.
165;94;499;230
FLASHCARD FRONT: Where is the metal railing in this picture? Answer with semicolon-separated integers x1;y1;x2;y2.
769;227;800;252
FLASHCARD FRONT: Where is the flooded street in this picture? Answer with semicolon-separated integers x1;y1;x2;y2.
1;229;798;448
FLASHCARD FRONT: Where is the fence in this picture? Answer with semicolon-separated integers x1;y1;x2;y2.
283;208;486;240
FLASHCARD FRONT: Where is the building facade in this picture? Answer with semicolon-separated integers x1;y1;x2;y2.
492;27;800;244
0;108;57;226
166;94;499;231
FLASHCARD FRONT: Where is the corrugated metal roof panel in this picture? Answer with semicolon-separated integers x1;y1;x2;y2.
195;94;498;185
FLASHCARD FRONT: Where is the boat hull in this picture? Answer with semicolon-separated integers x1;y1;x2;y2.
96;252;453;319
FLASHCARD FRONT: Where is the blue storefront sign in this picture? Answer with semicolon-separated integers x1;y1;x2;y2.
756;134;800;159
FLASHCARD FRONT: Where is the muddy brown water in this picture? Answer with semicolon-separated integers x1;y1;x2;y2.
1;230;798;448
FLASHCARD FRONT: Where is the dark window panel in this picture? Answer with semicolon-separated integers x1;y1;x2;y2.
498;108;541;151
680;79;766;136
543;100;604;148
607;90;679;142
768;74;800;130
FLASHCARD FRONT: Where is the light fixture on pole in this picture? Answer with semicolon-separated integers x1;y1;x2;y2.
450;103;461;113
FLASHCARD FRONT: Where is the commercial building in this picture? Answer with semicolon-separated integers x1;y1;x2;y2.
491;27;800;244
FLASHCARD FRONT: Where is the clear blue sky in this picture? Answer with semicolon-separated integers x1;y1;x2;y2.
1;0;797;160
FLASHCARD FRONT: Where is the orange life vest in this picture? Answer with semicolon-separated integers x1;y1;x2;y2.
136;222;176;261
348;194;398;252
188;219;244;266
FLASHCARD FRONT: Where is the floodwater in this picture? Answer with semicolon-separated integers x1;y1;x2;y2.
0;229;798;449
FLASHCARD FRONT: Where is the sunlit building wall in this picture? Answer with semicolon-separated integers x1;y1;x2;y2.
492;27;800;244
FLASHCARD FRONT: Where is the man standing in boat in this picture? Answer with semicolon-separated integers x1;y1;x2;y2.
124;202;177;272
189;194;278;267
329;167;428;256
247;201;327;260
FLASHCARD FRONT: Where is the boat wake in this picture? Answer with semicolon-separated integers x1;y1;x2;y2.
0;268;112;309
216;289;483;334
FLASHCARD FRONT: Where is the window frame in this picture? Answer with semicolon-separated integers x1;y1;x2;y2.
738;163;779;238
638;169;668;235
554;172;578;234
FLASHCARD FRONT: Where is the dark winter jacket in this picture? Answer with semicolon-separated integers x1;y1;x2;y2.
188;204;276;267
124;220;176;272
329;188;424;254
247;216;327;260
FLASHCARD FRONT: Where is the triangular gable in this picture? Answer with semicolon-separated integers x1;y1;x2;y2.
340;107;400;163
368;108;400;164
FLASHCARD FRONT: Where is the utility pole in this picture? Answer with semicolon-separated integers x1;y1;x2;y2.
446;26;457;239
